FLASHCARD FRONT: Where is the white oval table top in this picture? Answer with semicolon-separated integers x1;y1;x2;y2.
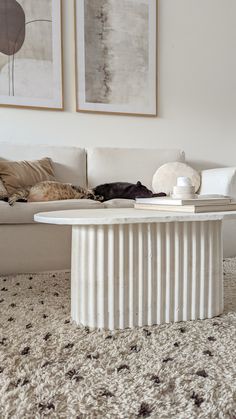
34;208;236;226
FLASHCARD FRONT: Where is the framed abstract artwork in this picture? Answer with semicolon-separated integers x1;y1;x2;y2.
75;0;157;116
0;0;63;110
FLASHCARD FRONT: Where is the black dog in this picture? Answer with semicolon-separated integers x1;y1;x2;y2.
93;181;165;202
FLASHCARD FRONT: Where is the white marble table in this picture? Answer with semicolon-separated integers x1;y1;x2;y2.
35;208;236;330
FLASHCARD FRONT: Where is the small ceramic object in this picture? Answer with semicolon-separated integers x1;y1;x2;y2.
172;176;196;199
176;177;192;187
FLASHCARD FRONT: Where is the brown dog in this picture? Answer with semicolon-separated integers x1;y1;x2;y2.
8;181;103;206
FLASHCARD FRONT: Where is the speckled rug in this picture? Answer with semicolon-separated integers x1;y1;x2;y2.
0;259;236;419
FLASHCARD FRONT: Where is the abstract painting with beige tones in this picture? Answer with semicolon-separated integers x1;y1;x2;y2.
0;0;62;109
76;0;157;116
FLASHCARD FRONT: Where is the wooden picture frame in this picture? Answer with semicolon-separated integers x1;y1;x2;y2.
75;0;157;116
0;0;63;110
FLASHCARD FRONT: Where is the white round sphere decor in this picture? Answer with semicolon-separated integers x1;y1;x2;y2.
152;162;201;195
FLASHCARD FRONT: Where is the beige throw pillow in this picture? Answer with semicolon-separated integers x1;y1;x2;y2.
0;158;55;194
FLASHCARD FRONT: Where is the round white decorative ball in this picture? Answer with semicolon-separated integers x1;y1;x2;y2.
152;162;201;195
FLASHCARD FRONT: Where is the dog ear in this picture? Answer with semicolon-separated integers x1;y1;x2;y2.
136;181;142;186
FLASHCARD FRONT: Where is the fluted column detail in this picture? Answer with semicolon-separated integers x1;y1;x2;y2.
71;220;223;330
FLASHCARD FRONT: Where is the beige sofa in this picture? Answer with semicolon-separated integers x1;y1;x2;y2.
1;143;236;274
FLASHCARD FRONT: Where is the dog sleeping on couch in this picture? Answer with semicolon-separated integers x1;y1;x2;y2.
6;180;165;206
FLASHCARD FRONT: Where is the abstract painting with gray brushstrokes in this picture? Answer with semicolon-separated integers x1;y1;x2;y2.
76;0;157;115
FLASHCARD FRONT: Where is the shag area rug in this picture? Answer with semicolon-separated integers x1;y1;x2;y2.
0;260;236;419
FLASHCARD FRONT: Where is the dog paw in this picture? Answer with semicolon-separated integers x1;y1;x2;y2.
8;196;27;206
95;195;104;202
8;198;16;206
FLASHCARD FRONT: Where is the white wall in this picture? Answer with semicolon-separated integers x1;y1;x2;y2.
0;0;235;169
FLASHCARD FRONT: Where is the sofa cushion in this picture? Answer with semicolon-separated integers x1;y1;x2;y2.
103;199;135;208
0;158;55;195
87;148;185;190
0;200;103;224
0;143;87;187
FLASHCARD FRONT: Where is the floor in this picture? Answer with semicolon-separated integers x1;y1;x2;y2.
0;259;235;418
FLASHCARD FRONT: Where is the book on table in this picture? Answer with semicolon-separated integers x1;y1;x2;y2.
134;195;236;213
134;203;236;213
135;196;232;206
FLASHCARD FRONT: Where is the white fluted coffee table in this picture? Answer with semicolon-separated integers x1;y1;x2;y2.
35;208;236;330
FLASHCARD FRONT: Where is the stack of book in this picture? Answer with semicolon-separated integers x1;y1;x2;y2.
135;196;236;213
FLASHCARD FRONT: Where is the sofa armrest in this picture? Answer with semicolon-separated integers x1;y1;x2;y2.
199;167;236;199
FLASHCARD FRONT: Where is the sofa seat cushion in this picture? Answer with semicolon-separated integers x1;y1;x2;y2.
0;200;103;224
103;199;135;208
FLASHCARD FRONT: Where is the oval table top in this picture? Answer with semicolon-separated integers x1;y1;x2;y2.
34;208;236;226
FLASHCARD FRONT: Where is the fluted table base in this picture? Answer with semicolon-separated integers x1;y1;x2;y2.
71;220;223;330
